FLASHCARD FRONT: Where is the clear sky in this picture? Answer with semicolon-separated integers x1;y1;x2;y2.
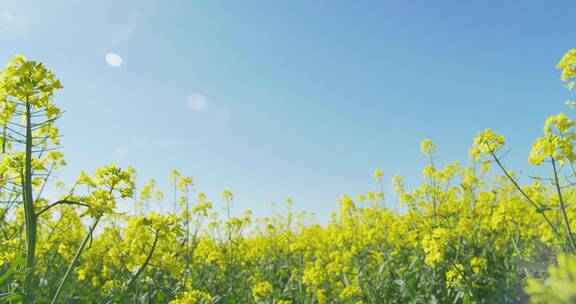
0;0;574;221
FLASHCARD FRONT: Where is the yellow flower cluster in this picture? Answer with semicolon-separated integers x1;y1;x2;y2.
470;256;487;274
529;113;576;165
251;280;273;301
169;290;213;304
75;165;136;217
420;138;436;156
445;263;464;288
469;129;506;161
558;49;576;82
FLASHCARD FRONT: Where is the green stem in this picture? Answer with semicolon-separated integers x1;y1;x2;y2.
2;122;6;154
116;232;159;302
489;150;563;244
36;200;90;217
551;157;576;252
22;101;37;304
173;184;177;214
379;180;386;209
508;226;532;278
51;216;101;304
185;187;190;270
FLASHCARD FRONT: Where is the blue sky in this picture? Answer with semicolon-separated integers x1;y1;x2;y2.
0;0;574;221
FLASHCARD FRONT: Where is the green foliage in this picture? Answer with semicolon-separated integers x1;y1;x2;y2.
526;254;576;303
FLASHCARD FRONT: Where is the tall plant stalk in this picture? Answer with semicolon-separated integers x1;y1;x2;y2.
22;101;37;304
551;157;576;252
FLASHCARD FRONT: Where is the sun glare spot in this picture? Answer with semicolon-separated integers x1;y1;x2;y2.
105;53;123;68
187;93;207;111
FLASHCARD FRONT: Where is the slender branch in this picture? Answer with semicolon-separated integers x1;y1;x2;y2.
36;200;89;217
110;232;160;303
551;157;576;252
33;163;54;202
3;124;26;138
488;149;563;243
50;216;101;304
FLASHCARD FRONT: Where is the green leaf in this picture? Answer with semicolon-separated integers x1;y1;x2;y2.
463;293;472;304
0;292;23;302
0;255;25;285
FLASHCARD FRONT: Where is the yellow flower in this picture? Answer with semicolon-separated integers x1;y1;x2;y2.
469;129;505;161
315;289;327;304
421;228;449;268
421;139;436;156
169;290;213;304
544;113;575;136
470;257;488;274
252;281;273;301
221;189;233;200
558;48;576;81
373;168;384;182
445;264;464;288
340;285;361;300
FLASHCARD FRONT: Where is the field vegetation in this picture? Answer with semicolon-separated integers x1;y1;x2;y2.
1;49;576;303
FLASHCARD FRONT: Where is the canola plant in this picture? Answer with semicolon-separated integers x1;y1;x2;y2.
0;50;576;303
